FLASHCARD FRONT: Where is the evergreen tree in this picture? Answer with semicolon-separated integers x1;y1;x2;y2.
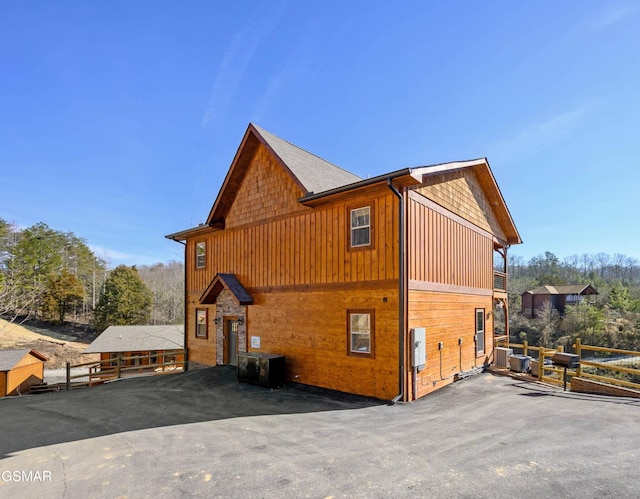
42;270;85;322
94;265;153;331
609;283;632;312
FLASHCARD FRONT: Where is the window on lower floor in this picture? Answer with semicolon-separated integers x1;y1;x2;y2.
348;310;375;358
475;308;485;355
196;309;208;338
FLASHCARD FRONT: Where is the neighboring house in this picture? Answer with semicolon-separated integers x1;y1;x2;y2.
0;349;47;397
166;123;521;401
84;325;185;369
521;285;599;318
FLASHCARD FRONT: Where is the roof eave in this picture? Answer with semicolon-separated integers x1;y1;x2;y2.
299;168;418;205
165;224;217;242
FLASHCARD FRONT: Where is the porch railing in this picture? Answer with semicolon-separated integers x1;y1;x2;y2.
65;349;186;389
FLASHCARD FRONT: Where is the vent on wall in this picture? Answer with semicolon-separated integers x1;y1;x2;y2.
495;347;513;368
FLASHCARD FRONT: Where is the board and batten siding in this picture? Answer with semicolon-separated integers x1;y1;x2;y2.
405;176;498;399
188;190;400;293
407;190;494;290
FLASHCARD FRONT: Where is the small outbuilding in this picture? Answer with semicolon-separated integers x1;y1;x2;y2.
0;349;48;397
84;325;185;370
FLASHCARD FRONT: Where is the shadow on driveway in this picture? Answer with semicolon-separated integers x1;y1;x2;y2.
0;366;384;459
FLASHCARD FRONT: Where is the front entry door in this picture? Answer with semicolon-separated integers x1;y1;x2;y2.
223;318;239;366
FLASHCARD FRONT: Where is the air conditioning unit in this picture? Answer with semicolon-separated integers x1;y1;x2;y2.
495;347;513;368
237;352;286;388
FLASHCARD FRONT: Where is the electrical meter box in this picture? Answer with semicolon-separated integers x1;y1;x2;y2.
411;327;426;369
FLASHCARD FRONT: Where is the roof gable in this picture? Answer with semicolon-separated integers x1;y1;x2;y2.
206;124;361;226
200;273;253;305
411;159;521;245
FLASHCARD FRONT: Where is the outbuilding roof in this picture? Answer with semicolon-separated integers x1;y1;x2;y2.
0;349;47;371
524;284;599;296
84;325;184;354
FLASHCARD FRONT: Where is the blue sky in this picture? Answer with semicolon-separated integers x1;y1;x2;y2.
1;1;639;267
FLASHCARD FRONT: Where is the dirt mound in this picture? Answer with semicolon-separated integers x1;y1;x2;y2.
0;318;96;368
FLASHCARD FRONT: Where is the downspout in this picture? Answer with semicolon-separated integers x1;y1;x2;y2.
387;178;405;404
169;237;188;371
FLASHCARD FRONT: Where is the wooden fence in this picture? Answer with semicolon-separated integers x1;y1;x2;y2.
65;349;187;389
496;337;640;391
574;339;640;391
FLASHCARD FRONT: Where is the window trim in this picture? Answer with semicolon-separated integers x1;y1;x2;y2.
347;203;375;251
195;241;206;269
347;309;375;358
475;308;485;355
196;308;208;339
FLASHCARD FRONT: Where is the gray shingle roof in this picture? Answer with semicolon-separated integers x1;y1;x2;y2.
0;349;46;371
253;124;362;194
525;285;598;296
84;325;184;354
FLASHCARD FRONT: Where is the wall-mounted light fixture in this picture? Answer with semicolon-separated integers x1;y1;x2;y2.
214;317;220;325
237;317;245;325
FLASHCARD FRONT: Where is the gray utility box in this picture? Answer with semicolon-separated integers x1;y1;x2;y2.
237;352;286;388
509;354;531;373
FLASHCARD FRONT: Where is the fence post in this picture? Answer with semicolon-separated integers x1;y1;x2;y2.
575;338;582;377
523;340;528;357
538;348;544;380
66;361;71;391
116;353;122;379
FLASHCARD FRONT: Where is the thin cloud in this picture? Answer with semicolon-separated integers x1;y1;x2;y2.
251;21;324;123
88;245;135;266
592;4;637;30
201;3;285;129
488;105;590;163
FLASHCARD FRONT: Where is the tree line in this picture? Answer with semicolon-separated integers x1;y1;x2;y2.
507;251;640;351
0;219;184;332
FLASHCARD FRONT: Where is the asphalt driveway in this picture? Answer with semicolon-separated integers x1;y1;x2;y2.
1;366;639;498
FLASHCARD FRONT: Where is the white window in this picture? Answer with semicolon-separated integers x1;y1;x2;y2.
196;309;208;338
348;310;374;357
196;241;206;269
476;308;485;355
350;207;371;247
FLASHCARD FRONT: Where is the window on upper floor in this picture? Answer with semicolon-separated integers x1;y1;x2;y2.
196;241;206;269
350;206;371;248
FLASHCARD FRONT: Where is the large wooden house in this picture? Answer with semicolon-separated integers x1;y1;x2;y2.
167;124;521;401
